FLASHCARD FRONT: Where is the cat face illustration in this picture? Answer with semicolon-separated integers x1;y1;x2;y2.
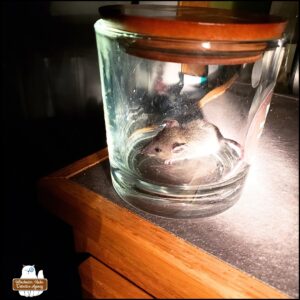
21;265;37;278
18;265;45;297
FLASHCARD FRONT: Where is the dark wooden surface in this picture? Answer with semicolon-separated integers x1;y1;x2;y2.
38;175;288;299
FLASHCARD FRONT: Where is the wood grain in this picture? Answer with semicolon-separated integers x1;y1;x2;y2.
126;47;263;65
179;1;210;7
38;176;288;299
79;257;152;299
47;148;108;179
98;5;287;41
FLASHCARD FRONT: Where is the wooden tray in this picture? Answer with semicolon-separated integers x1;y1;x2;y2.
38;94;298;298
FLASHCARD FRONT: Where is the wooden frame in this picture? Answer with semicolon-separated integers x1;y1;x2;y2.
38;148;288;299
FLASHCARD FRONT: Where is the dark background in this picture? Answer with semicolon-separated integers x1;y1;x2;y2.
1;2;106;299
1;1;298;299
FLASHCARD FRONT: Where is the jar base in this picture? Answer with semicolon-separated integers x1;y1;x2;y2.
111;166;249;219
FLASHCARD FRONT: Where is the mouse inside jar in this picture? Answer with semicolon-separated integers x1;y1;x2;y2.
134;118;243;186
128;70;244;186
140;118;223;165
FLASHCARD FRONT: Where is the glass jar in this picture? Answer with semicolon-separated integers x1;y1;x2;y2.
94;5;287;218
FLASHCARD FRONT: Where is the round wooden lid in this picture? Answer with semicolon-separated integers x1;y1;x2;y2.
98;5;287;42
97;5;287;64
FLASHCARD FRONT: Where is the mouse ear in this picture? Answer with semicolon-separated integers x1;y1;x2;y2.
171;142;187;153
164;119;179;128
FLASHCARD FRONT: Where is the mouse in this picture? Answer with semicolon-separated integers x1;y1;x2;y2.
141;118;224;165
140;73;241;165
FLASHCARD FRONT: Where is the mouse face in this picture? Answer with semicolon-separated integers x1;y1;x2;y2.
141;126;187;161
141;118;225;164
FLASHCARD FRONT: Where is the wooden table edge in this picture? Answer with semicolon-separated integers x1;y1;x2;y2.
45;148;109;179
79;256;153;299
37;149;290;299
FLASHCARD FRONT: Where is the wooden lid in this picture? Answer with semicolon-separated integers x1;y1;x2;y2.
97;5;287;64
98;5;287;42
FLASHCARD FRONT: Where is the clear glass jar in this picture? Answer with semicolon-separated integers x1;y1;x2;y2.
94;5;287;218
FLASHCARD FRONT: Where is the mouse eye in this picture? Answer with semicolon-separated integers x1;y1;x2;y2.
154;147;162;153
172;142;186;149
